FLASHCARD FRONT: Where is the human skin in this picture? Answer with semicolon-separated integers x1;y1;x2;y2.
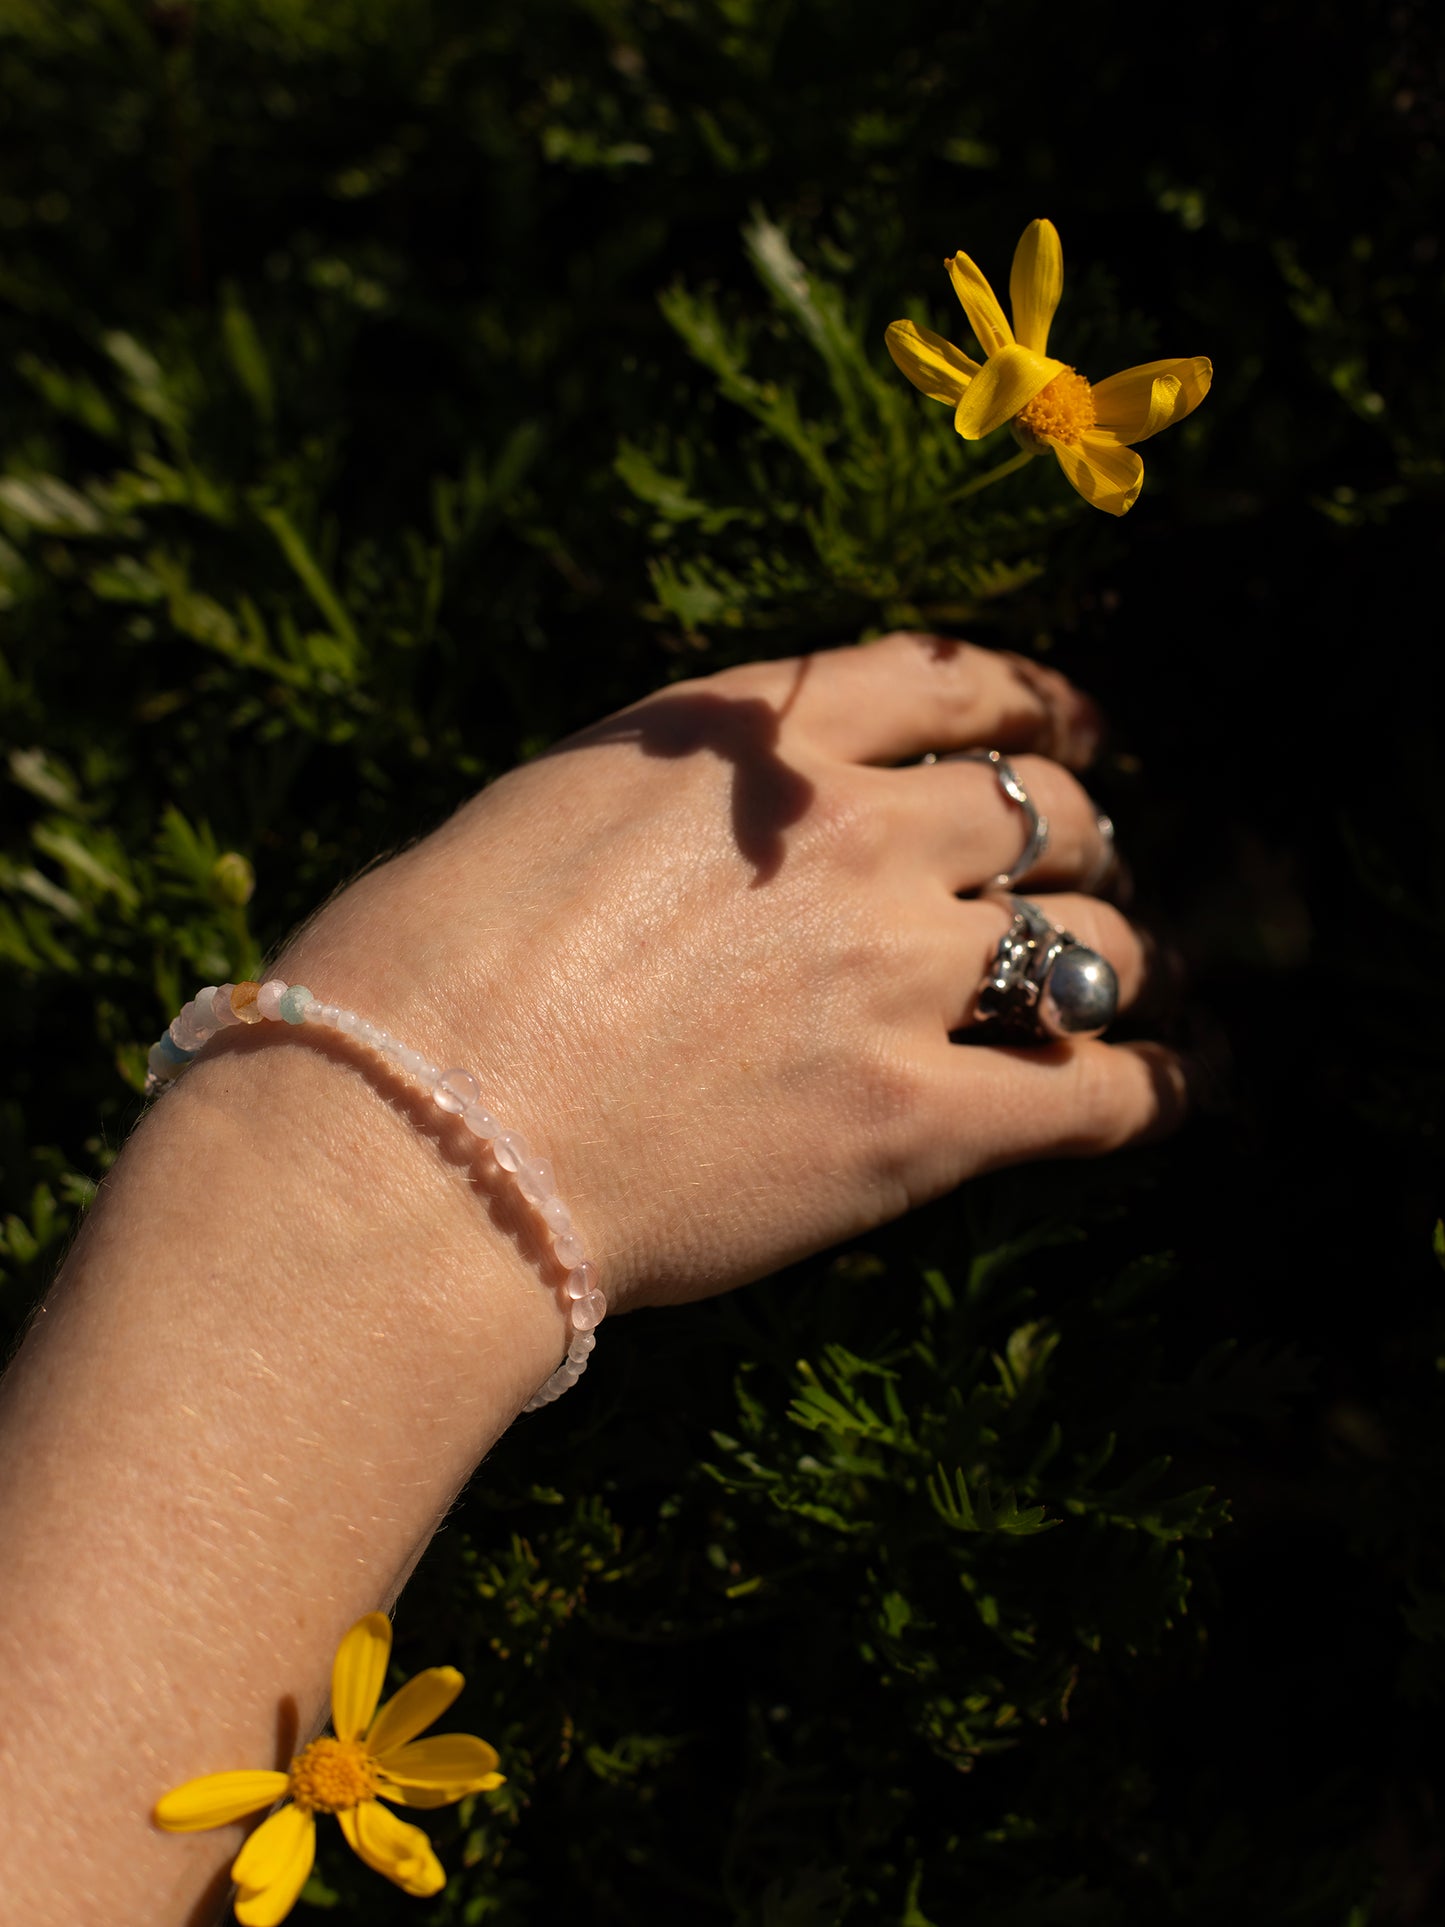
0;634;1184;1925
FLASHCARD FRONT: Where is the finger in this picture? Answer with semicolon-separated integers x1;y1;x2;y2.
939;892;1152;1033
714;632;1103;769
896;752;1116;894
942;1037;1189;1172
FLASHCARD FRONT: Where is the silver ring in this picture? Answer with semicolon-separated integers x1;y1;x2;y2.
1081;809;1118;896
923;748;1049;889
974;894;1118;1042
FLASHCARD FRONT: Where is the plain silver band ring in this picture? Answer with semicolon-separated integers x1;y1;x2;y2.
922;748;1050;890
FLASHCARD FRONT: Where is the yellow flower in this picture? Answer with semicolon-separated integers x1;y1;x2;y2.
154;1614;505;1927
886;218;1211;516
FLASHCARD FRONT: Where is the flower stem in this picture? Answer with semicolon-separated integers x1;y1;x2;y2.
945;447;1036;504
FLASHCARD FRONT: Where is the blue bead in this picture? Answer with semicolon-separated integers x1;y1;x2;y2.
278;984;314;1025
157;1033;194;1065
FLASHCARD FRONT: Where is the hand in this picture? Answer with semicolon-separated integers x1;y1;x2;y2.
277;632;1185;1314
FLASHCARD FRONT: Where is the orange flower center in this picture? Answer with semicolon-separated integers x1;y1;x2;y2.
287;1736;380;1814
1013;368;1096;449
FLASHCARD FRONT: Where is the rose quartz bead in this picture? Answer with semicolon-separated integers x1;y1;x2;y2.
565;1261;597;1300
434;1068;480;1115
256;979;287;1021
493;1130;528;1173
211;984;244;1027
539;1196;572;1233
516;1157;555;1202
570;1290;606;1332
553;1230;585;1268
170;1005;209;1051
462;1102;502;1140
179;988;216;1037
574;1330;597;1355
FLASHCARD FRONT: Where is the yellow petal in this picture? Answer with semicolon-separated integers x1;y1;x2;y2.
883;319;979;406
152;1770;289;1832
1009;218;1064;355
1049;435;1145;516
944;251;1014;359
377;1733;503;1795
380;1774;506;1809
1090;356;1212;444
339;1797;446;1898
952;344;1064;441
231;1803;316;1912
233;1803;315;1896
331;1613;392;1744
366;1667;464;1758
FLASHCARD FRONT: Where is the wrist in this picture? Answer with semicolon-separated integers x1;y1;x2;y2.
163;1020;570;1439
271;838;629;1317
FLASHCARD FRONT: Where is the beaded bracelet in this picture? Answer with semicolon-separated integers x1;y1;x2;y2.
142;979;605;1412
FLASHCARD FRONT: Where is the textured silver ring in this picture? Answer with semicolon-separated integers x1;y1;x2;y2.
974;894;1119;1042
923;748;1049;890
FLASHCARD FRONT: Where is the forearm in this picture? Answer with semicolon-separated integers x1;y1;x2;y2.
0;633;1178;1925
0;1020;562;1925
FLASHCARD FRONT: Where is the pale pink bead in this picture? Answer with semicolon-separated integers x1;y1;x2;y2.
185;988;221;1034
553;1230;585;1268
516;1157;555;1203
211;983;244;1027
493;1130;528;1173
170;1006;208;1051
460;1102;501;1140
564;1261;597;1300
575;1330;598;1355
256;980;287;1021
570;1290;606;1332
336;1010;360;1035
434;1068;480;1116
539;1196;572;1233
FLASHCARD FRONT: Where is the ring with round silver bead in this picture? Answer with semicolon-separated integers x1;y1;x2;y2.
974;894;1119;1043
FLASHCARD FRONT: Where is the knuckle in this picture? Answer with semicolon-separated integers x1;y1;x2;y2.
798;778;890;869
853;1035;936;1156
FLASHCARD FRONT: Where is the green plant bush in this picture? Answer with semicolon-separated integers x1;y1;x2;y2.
2;1;1442;1920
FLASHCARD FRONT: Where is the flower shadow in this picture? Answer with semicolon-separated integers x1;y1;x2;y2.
549;663;816;884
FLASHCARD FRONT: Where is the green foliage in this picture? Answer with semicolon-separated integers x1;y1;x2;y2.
619;211;1056;643
1;0;1442;1919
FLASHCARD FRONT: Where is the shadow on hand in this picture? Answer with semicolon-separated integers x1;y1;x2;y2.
551;668;816;884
